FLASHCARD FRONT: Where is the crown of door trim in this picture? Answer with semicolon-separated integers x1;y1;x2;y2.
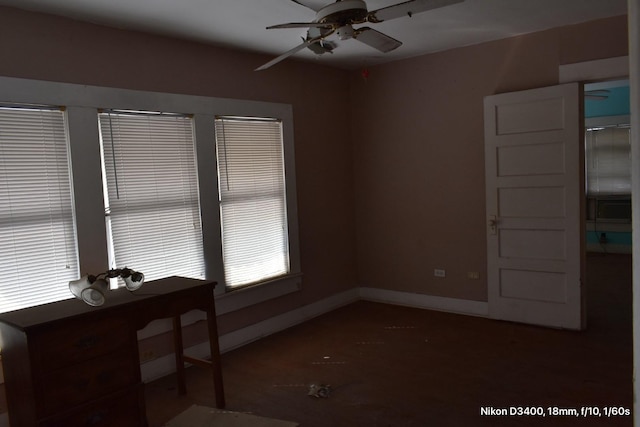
559;56;629;83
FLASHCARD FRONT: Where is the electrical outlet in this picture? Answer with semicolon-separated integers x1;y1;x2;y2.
467;271;480;279
434;269;446;278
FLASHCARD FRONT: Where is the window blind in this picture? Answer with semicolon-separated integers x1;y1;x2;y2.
215;117;290;287
99;111;204;282
586;126;631;196
0;106;79;313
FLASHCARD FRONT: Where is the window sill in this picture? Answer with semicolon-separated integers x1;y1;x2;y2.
214;273;302;315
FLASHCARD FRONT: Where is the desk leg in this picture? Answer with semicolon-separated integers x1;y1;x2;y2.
207;307;226;409
172;315;187;395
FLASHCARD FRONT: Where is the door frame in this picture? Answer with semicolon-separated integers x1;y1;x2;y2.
558;52;636;422
484;55;632;329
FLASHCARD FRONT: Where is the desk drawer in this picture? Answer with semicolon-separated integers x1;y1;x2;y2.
34;317;131;371
39;385;145;427
40;349;138;416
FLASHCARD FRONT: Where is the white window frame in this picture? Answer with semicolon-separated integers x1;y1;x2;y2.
215;116;291;289
0;104;80;313
98;110;205;284
0;76;301;315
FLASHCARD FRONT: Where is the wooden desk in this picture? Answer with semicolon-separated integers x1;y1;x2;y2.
0;276;225;426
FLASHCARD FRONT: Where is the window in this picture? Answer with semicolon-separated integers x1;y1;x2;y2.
99;111;204;282
586;125;631;196
1;75;301;313
0;105;79;312
215;117;290;288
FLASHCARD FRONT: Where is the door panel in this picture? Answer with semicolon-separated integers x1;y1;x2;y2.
498;187;565;217
496;97;566;134
497;141;565;176
499;229;566;260
484;83;585;330
499;269;567;303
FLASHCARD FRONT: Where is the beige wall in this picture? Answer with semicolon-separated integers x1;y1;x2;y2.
0;6;629;343
0;6;357;335
351;15;628;302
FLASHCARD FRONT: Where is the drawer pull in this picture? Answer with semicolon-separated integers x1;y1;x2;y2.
75;335;100;349
71;370;114;392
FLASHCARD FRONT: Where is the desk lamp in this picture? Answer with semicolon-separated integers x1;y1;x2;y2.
69;267;145;306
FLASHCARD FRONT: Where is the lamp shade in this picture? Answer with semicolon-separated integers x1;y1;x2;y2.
69;276;91;299
69;267;144;306
123;272;144;291
69;276;108;306
81;279;109;306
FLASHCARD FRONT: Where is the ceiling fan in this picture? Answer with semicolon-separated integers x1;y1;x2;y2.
256;0;464;70
585;89;610;100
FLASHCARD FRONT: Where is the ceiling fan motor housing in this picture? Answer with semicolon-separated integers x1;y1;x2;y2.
316;0;368;24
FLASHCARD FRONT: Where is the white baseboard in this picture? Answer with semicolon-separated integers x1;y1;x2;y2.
141;288;360;382
359;287;489;317
140;287;487;382
217;288;360;353
137;310;207;340
1;287;487;420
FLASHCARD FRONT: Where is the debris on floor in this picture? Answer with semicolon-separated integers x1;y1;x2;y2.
384;326;417;329
308;383;331;398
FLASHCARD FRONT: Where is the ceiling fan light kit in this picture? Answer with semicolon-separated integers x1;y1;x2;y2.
256;0;464;70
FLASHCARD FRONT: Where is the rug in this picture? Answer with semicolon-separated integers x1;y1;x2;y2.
164;405;299;427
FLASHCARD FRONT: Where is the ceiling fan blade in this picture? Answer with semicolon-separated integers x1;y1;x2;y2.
585;89;611;96
267;22;335;30
290;0;322;12
585;89;611;100
354;27;402;52
255;35;327;71
368;0;464;23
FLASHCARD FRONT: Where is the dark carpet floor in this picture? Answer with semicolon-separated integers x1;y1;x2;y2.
145;253;633;427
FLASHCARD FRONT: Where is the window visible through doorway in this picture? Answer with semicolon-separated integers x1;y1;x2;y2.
584;80;631;252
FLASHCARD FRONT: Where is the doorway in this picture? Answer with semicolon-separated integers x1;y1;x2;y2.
483;79;632;330
583;79;632;351
584;79;632;254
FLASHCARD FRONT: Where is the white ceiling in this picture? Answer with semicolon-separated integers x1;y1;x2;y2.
0;0;628;70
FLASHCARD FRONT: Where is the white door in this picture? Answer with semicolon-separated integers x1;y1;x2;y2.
484;83;585;330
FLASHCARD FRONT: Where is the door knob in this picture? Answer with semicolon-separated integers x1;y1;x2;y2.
488;215;498;235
